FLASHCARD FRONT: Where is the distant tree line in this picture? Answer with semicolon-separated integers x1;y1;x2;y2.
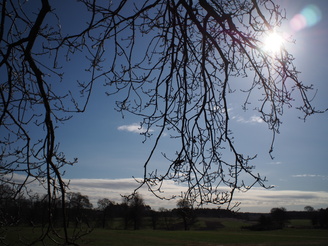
1;185;327;234
242;206;328;231
243;207;290;231
0;185;235;232
304;206;328;229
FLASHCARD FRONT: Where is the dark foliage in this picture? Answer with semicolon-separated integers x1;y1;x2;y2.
242;207;289;231
312;208;328;229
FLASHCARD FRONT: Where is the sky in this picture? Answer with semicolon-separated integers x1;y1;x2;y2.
17;0;328;213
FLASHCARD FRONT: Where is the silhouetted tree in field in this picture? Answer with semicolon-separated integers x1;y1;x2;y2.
0;184;25;227
97;198;115;229
318;208;328;229
258;214;273;230
66;192;93;228
176;198;195;230
304;206;314;212
270;207;288;229
158;207;175;230
311;207;328;229
123;193;146;230
150;209;159;230
1;0;325;244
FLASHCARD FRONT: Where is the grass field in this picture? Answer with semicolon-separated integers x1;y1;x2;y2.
3;219;328;245
80;228;328;246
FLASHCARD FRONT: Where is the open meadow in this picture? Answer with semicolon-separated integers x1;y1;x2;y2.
4;219;328;246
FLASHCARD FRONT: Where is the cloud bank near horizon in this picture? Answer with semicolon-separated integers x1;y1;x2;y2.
11;174;327;213
66;178;328;212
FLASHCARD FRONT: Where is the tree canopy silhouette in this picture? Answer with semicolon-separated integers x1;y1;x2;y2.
0;0;324;244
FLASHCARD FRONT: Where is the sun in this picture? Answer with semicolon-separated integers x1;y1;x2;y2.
262;31;285;54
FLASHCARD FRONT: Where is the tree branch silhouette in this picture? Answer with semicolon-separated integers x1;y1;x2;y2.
0;0;325;244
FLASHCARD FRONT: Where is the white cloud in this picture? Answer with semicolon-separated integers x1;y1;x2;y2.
233;188;328;212
64;178;328;212
292;174;327;180
269;161;283;165
293;174;317;178
236;115;264;124
117;123;154;134
7;174;328;212
66;178;185;209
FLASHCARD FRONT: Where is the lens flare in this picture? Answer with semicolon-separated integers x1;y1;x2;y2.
290;4;322;32
262;31;284;54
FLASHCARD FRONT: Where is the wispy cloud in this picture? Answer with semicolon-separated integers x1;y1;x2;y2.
292;174;317;178
269;161;283;165
117;123;154;134
234;115;264;124
292;174;327;179
214;106;263;125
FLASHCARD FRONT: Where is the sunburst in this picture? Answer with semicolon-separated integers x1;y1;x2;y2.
262;31;285;54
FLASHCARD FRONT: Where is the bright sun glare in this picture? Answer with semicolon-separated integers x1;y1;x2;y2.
263;31;284;54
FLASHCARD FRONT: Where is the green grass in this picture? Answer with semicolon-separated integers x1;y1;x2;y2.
219;218;251;230
2;219;328;246
289;219;313;227
80;228;328;246
79;218;328;246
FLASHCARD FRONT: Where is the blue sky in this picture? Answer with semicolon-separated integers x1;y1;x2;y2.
25;0;328;212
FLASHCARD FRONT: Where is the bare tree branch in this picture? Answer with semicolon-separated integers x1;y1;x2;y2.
0;0;325;244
